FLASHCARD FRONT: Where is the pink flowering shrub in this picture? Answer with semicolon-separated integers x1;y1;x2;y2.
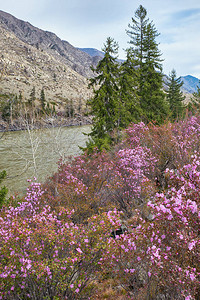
45;150;117;222
45;141;157;221
105;146;157;216
0;182;121;299
124;116;200;189
0;115;200;299
104;156;199;299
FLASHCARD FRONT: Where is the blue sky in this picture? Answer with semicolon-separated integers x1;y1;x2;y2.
1;0;200;78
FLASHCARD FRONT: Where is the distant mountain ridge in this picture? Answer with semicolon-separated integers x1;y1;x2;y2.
78;48;105;58
181;75;200;94
79;47;125;64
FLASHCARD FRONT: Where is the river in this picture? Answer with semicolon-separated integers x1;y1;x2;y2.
0;125;91;196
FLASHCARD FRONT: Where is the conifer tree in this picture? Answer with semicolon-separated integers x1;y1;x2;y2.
40;88;46;112
87;37;120;150
0;170;8;209
126;5;169;123
126;5;149;67
167;69;186;120
118;50;141;126
19;91;23;102
193;81;200;101
188;80;200;114
29;87;36;106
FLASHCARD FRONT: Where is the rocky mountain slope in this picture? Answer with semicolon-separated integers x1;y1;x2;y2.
0;10;104;112
0;24;93;110
0;10;101;78
181;75;200;94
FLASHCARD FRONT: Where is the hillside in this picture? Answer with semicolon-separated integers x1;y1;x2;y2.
0;24;92;110
0;10;104;114
0;10;101;78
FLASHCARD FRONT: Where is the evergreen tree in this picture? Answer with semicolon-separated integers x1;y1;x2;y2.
2;95;19;124
19;91;23;102
40;88;46;112
117;49;141;126
87;37;120;150
29;87;36;106
167;69;186;120
193;81;200;100
126;5;149;67
126;5;169;123
188;80;200;114
0;170;8;209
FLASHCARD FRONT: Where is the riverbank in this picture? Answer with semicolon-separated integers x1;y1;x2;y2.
0;124;91;195
0;114;93;132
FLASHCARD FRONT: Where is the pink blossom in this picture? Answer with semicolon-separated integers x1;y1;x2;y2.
76;247;83;254
124;269;129;273
26;264;31;270
188;241;196;251
190;273;195;281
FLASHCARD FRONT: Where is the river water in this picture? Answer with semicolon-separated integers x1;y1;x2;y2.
0;125;91;196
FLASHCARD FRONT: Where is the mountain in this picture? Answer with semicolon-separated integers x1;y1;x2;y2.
0;10;103;110
78;48;105;58
0;10;100;78
0;24;93;106
79;48;125;64
181;75;200;94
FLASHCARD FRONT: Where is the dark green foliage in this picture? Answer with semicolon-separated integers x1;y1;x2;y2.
40;88;46;112
86;6;172;151
0;170;8;209
126;5;169;123
188;80;200;113
126;5;149;67
118;50;141;125
29;86;36;106
52;105;56;115
167;69;186;120
1;95;19;122
1;101;11;121
87;37;120;150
